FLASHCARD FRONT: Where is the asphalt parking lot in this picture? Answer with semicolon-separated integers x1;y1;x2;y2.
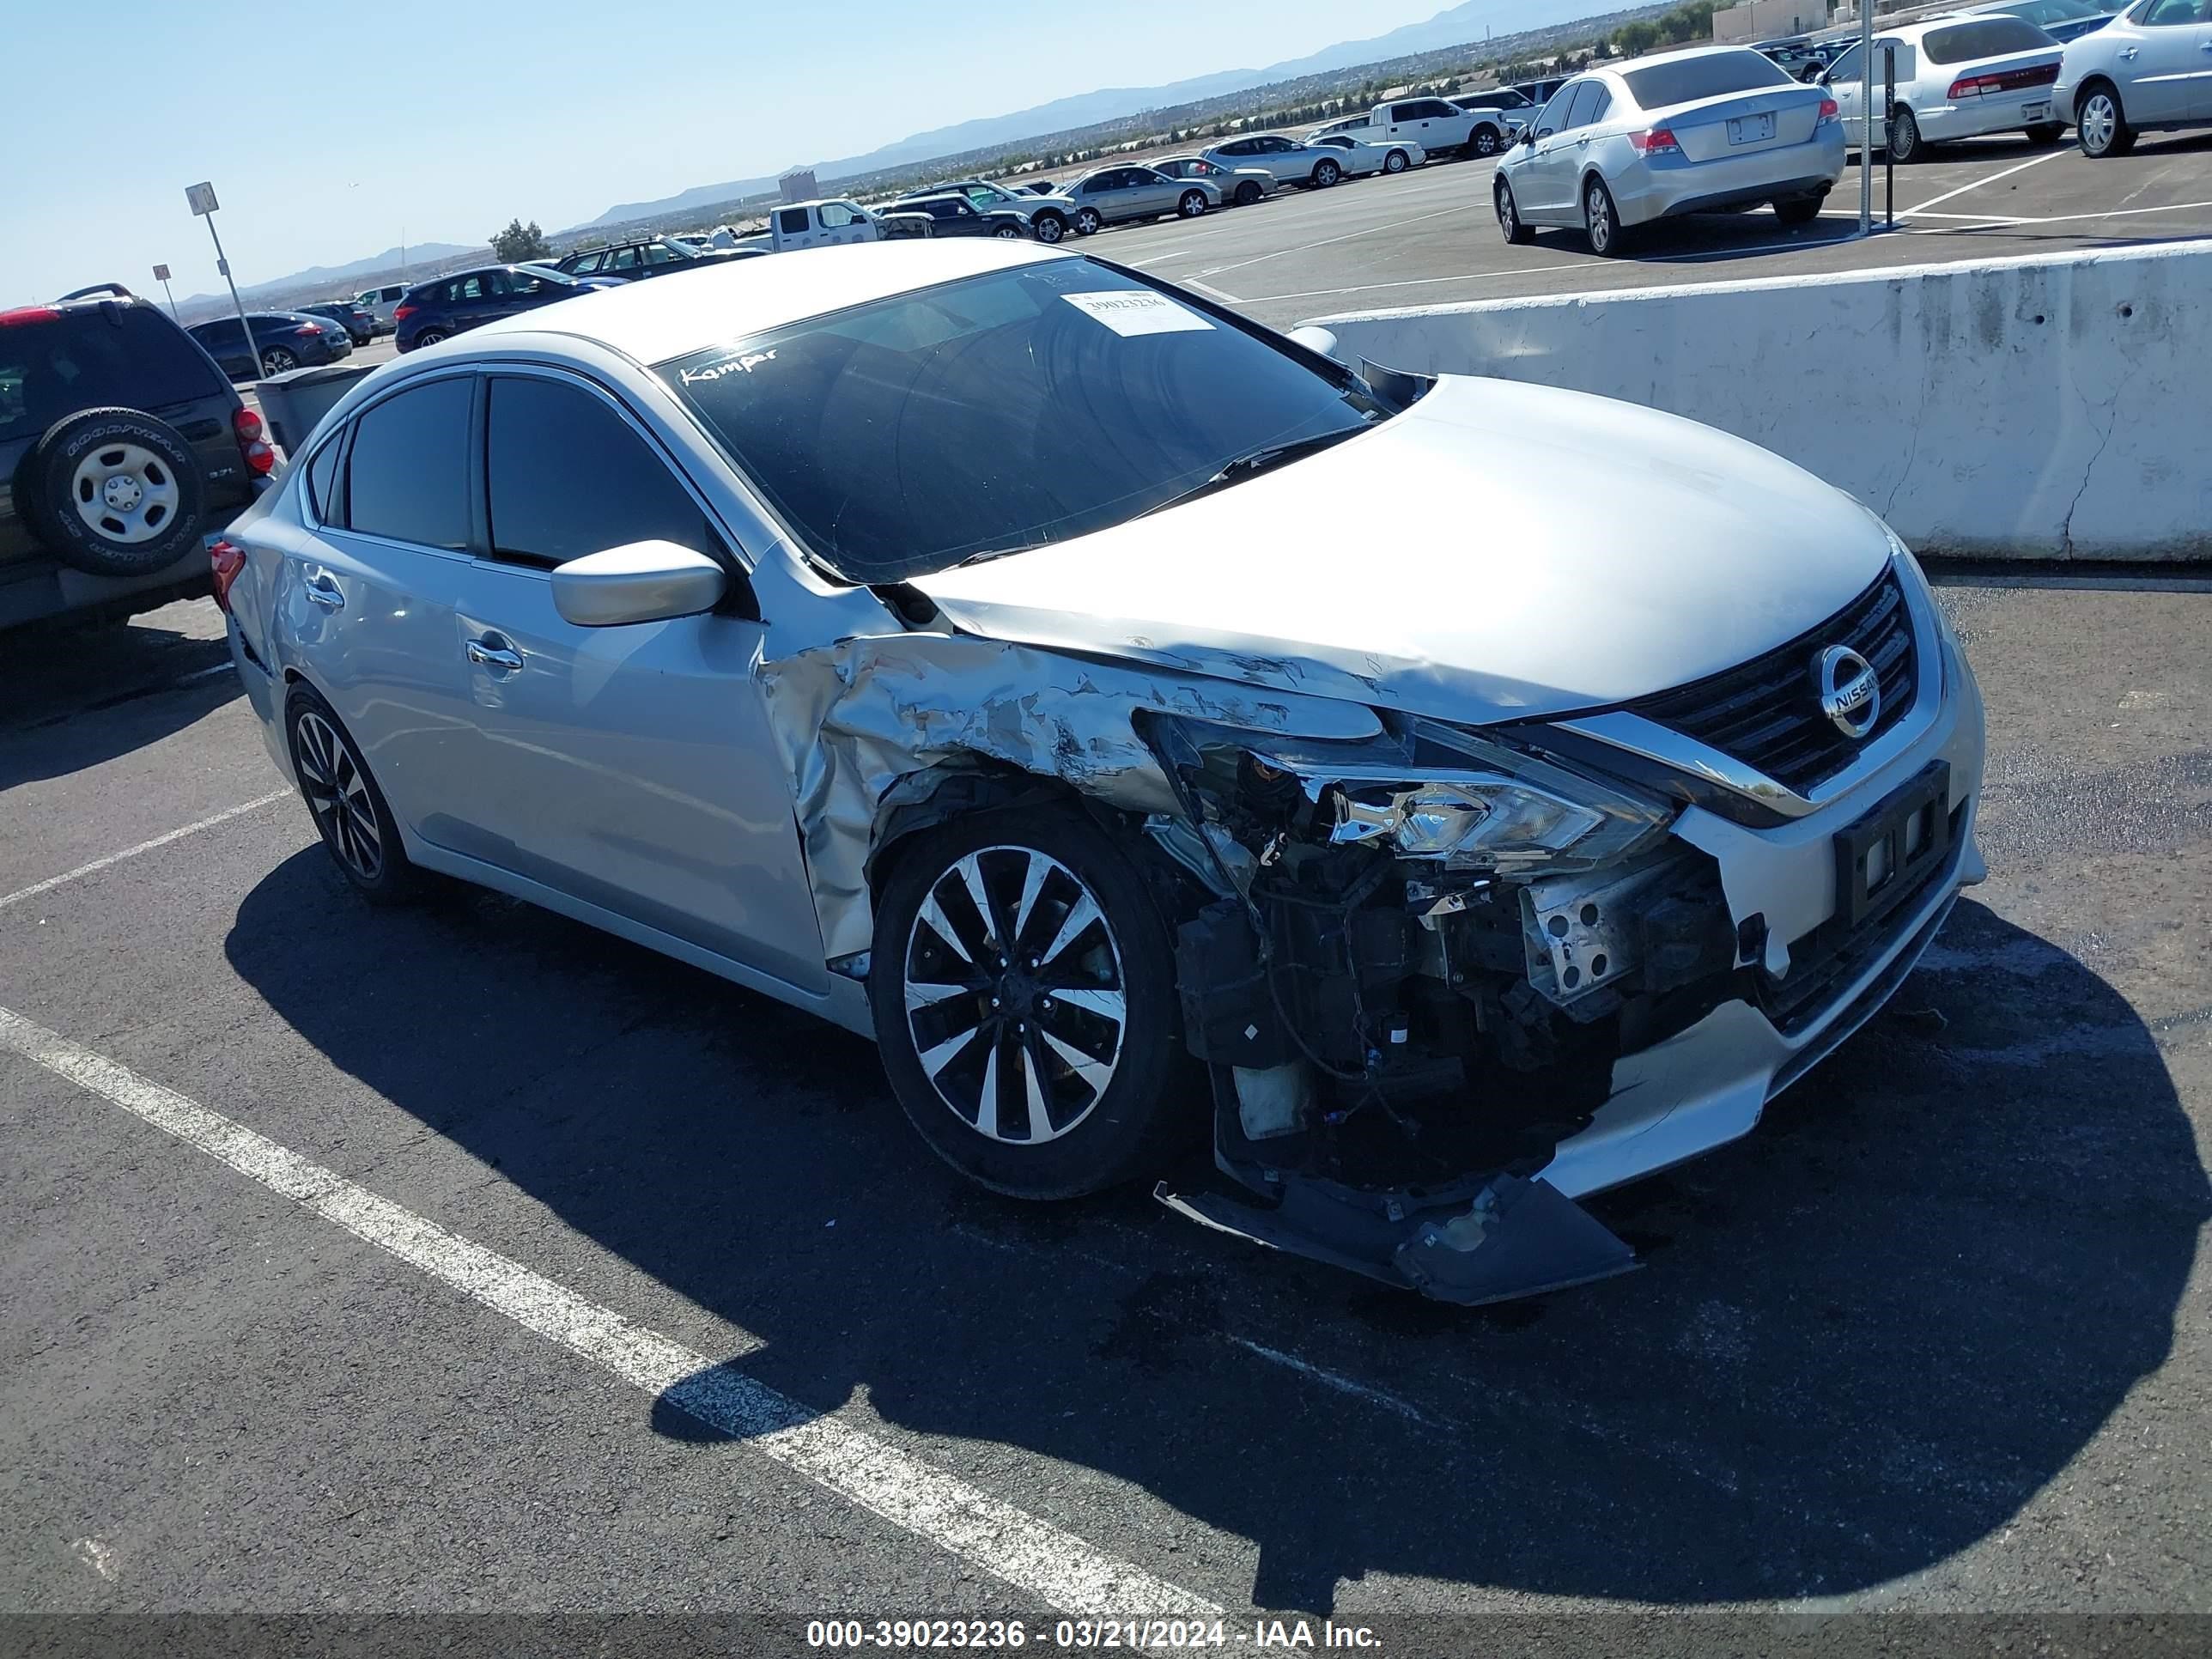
5;578;2211;1641
1093;130;2212;325
8;149;2212;1644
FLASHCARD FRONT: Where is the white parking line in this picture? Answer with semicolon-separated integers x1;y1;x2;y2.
1889;198;2212;228
0;1005;1221;1621
1896;149;2068;219
1188;203;1470;281
1182;278;1242;303
0;790;292;913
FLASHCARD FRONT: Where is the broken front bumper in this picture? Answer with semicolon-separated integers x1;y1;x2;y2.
1161;595;1986;1305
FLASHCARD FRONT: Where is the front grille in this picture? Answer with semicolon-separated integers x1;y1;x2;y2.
1626;570;1916;795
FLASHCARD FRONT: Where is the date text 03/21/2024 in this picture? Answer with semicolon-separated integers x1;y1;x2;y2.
805;1620;1383;1650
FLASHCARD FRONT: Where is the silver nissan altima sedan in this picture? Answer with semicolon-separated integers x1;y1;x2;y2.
214;241;1984;1304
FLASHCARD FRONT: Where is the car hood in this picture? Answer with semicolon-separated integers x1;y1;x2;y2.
911;375;1893;726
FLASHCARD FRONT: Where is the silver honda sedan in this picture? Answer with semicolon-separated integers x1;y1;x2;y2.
216;242;1984;1305
1495;45;1847;254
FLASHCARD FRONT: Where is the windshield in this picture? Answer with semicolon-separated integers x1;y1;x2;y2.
656;258;1391;583
1623;51;1791;107
2009;0;2100;17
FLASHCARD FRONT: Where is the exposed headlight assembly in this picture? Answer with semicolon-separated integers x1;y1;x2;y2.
1159;717;1673;878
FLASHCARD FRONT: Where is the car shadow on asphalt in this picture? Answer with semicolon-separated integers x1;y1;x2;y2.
0;615;238;788
225;859;2208;1613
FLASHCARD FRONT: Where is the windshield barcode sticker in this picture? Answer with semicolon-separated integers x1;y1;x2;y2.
1060;290;1216;337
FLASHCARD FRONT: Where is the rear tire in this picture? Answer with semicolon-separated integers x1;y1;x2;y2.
1774;193;1824;227
2025;122;2066;146
2075;82;2134;158
869;805;1188;1200
1888;106;1923;163
1495;177;1534;245
1472;125;1501;158
284;684;423;906
994;223;1023;238
1583;175;1627;257
416;327;448;347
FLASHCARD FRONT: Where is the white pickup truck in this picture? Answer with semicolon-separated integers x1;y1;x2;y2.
1310;94;1515;160
713;198;887;254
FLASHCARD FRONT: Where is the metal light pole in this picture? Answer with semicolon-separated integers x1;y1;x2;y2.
186;181;260;376
1858;0;1875;235
153;264;179;322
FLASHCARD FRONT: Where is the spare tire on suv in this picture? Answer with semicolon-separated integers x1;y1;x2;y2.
17;407;211;578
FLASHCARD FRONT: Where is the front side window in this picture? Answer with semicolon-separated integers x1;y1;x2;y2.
1534;88;1573;134
641;243;681;265
485;376;707;569
821;202;860;228
657;260;1392;583
2135;0;2205;23
344;377;473;550
568;251;606;275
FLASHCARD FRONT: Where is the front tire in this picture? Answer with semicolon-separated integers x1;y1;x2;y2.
1073;208;1102;235
1583;175;1627;256
285;685;422;905
1888;106;1923;163
1495;177;1534;245
1177;189;1208;218
1031;210;1067;243
1233;180;1262;206
1384;148;1411;173
1310;158;1341;188
869;806;1186;1200
2075;82;2135;158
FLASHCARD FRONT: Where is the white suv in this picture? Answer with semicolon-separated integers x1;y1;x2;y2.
351;283;407;335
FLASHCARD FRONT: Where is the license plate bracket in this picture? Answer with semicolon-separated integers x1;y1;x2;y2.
2022;100;2051;120
1729;112;1777;145
1833;760;1952;930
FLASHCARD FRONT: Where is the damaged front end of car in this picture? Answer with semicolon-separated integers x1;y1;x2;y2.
1144;713;1761;1304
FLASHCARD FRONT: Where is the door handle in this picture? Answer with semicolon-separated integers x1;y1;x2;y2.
465;636;525;672
2120;46;2138;57
303;571;343;611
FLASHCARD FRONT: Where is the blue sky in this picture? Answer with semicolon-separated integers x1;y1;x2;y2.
5;0;1443;306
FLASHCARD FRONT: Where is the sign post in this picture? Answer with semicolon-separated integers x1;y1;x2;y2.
152;264;179;322
186;182;261;378
1858;0;1875;235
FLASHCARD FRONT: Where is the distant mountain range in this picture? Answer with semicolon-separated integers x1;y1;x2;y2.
581;0;1611;227
179;242;478;308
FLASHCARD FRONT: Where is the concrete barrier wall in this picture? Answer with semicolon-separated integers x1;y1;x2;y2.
1306;240;2212;561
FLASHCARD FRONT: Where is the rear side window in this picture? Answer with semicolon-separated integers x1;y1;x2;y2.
0;309;223;441
1622;50;1790;106
306;435;344;521
484;376;707;568
1923;17;2055;58
344;377;473;550
1564;82;1607;128
777;209;810;234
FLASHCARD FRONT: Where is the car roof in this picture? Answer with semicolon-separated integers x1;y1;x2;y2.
471;240;1070;364
1607;43;1771;71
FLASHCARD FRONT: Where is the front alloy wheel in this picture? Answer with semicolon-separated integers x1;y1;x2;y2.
2077;87;2132;157
1073;208;1101;235
1178;190;1208;217
871;808;1184;1199
1033;213;1066;243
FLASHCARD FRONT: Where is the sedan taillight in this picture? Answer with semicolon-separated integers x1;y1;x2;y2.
1628;126;1681;155
1949;62;2059;99
1818;96;1839;122
208;538;246;613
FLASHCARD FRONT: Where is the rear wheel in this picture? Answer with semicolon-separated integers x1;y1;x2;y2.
416;327;448;347
2075;82;2134;158
1583;175;1627;257
259;345;297;377
1495;177;1534;245
2025;122;2066;145
1774;193;1824;227
1888;106;1924;163
285;685;422;905
1177;189;1208;218
1310;158;1341;187
869;806;1187;1200
994;222;1023;238
1472;125;1501;158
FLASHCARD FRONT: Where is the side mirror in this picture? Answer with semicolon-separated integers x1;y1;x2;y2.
551;540;729;627
1286;325;1339;359
1522;129;1540;147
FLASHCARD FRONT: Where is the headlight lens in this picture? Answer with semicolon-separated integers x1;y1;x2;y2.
1328;775;1609;867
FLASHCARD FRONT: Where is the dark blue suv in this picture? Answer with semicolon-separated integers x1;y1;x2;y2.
393;264;618;353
